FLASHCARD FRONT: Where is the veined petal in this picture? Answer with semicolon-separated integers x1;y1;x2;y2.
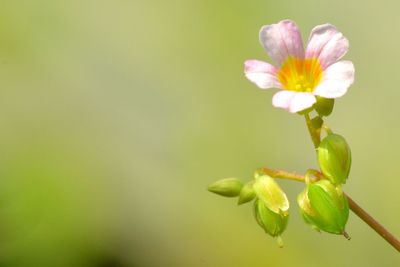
244;60;281;89
260;20;305;66
272;91;316;113
313;60;355;98
305;24;349;70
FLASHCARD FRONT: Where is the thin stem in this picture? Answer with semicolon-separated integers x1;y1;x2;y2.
256;168;305;183
322;124;333;135
304;113;321;148
257;167;400;252
345;195;400;252
257;167;321;182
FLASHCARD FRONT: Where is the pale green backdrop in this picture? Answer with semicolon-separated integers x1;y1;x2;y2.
0;0;398;266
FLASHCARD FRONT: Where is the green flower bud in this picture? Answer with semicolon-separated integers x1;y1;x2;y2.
314;96;334;117
207;178;243;197
297;180;349;235
252;175;289;237
254;199;289;238
237;181;255;205
318;133;351;185
253;175;289;213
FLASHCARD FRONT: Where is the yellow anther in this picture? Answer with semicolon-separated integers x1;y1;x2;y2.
277;57;323;92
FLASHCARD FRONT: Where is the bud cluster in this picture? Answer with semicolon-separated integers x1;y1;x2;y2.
208;98;354;246
208;174;289;246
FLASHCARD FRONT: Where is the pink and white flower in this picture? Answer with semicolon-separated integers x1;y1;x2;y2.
244;20;355;113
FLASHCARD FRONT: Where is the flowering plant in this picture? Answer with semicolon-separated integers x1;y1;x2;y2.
208;20;400;251
244;20;354;113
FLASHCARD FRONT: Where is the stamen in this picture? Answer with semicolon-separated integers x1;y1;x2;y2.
278;57;323;93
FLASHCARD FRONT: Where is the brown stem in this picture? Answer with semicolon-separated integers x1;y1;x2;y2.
258;167;323;182
256;168;305;183
258;167;400;252
345;194;400;252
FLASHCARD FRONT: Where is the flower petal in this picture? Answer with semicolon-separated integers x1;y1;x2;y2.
260;20;305;66
288;92;317;113
313;60;355;98
305;24;349;70
272;91;316;113
244;60;281;89
272;90;296;109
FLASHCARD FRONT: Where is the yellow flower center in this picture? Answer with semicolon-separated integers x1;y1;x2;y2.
277;57;323;92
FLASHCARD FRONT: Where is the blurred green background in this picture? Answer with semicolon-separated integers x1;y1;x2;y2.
0;0;398;266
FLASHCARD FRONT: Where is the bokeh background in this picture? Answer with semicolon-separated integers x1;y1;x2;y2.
0;0;398;266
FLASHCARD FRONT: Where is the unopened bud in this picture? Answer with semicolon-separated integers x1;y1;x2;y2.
318;133;351;185
297;180;349;235
314;96;334;117
253;175;289;213
207;178;243;197
237;181;255;205
252;175;289;238
254;199;289;238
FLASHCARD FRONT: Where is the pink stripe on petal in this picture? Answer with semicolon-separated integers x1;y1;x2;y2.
305;24;349;69
313;60;355;98
245;59;278;73
260;20;305;66
244;60;281;89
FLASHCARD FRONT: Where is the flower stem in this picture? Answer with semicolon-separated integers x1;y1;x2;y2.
304;113;321;148
302;113;400;252
322;124;333;135
255;168;305;183
345;194;400;252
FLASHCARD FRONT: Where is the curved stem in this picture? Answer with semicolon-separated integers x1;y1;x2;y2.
322;124;333;135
